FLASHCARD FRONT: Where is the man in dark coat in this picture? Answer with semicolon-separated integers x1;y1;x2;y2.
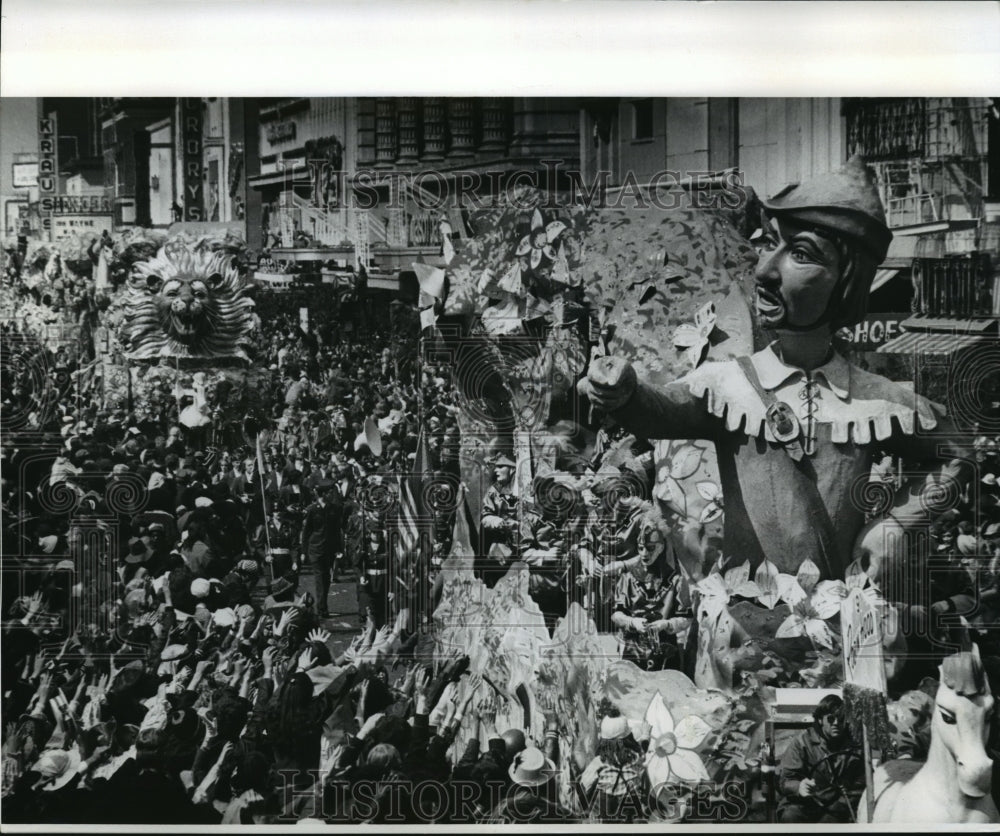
300;479;344;617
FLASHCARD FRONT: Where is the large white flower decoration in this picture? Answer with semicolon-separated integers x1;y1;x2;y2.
774;559;848;650
516;209;566;270
695;560;761;614
644;692;711;788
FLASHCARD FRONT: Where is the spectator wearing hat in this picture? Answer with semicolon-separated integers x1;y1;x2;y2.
120;537;153;585
263;576;297;611
142;522;172;577
577;710;648;823
489;715;574;826
7;746;97;824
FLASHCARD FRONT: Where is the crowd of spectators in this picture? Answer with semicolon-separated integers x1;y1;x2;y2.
2;229;998;825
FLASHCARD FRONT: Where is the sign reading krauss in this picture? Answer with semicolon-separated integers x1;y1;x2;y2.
182;98;204;221
38;115;58;195
38;114;59;235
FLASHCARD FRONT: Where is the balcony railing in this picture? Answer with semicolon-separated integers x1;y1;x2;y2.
913;254;996;318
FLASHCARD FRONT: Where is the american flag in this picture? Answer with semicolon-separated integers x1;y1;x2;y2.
393;428;432;611
395;428;429;564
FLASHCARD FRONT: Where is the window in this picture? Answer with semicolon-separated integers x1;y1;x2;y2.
632;99;654;140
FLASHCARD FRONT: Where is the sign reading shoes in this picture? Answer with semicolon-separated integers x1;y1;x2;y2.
41;196;113;215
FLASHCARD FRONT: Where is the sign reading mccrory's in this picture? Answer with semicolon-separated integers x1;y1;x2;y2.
841;588;886;691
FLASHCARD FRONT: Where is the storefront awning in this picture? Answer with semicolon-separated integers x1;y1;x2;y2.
877;331;994;355
248;171;307;190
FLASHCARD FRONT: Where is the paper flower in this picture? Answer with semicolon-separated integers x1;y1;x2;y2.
644;692;711;787
774;562;847;650
696;481;723;523
653;443;704;517
516;209;566;270
752;560;782;609
695;560;761;612
672;301;717;369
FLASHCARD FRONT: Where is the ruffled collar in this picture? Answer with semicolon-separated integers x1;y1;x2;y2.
682;347;938;445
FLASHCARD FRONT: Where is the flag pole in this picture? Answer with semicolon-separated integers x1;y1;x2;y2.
256;431;273;557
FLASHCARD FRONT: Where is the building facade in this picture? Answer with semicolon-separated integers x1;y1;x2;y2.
248;97;580;268
97;97;253;236
0;98;41;240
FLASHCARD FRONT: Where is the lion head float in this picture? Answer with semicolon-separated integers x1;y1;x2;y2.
119;242;255;362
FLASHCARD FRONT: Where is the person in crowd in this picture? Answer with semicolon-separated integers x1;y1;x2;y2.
577;708;648;823
255;505;300;589
358;528;390;628
488;698;575;823
300;479;344;618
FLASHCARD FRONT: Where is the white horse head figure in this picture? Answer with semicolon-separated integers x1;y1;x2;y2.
866;643;997;824
934;643;994;799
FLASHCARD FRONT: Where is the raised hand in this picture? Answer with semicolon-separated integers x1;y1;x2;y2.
536;690;560;733
399;664;418;699
392;608;410;636
355;678;370;723
47;698;67;749
371;624;392;648
204;710;220;745
37;671;54;700
262;646;277;676
458;674;483;714
307;628;331;645
31;651;47;680
428;682;456;728
57;634;75;661
476;696;497;739
358;617;377;652
25;590;45;618
297;646;317;672
412;666;430;700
